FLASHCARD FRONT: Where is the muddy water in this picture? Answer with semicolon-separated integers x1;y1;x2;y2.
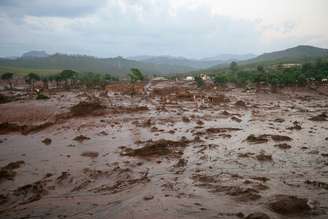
0;83;328;219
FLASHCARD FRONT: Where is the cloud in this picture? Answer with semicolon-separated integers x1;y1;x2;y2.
0;0;327;57
0;0;106;18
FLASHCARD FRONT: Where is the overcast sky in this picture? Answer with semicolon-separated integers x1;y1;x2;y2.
0;0;327;58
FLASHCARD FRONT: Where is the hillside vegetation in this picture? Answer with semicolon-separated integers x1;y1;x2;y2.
212;59;328;86
0;54;194;76
243;45;328;65
202;45;328;73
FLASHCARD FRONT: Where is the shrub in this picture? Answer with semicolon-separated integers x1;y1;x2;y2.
194;75;204;87
213;74;228;85
129;68;144;82
36;93;49;100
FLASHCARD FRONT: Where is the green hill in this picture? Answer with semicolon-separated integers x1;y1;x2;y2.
0;53;194;76
198;45;328;74
243;45;328;65
129;56;225;69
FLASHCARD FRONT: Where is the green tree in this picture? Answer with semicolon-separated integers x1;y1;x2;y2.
213;73;228;85
194;75;204;88
79;72;106;89
25;73;40;91
59;70;78;89
104;74;119;82
129;68;144;82
54;74;63;89
257;65;265;73
1;72;14;90
229;61;238;72
41;76;50;90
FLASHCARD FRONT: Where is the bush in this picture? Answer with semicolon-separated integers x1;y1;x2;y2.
36;93;49;100
129;68;144;82
212;59;328;86
213;74;228;85
194;75;204;87
78;72;105;88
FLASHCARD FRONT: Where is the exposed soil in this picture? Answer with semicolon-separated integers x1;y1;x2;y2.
111;105;149;114
274;143;292;150
70;100;107;117
245;212;270;219
73;135;90;142
309;112;328;121
270;134;293;141
41;138;52;145
80;151;99;158
267;195;312;215
12;180;48;205
121;139;189;158
0;81;327;219
255;152;273;162
0;121;55;135
0;161;25;181
246;134;292;143
245;134;269;144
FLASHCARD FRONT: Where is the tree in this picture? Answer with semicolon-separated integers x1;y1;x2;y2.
53;74;62;89
104;74;119;82
1;72;14;90
194;75;204;88
59;70;78;89
41;76;50;90
129;68;144;82
230;61;238;71
79;72;105;89
25;73;40;91
213;73;228;85
257;65;265;73
48;74;58;88
60;69;77;79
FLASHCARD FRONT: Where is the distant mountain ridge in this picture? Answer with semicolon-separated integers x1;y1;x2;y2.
1;46;327;76
22;50;49;58
127;53;255;70
243;45;328;64
0;53;194;76
189;45;328;74
201;53;256;62
0;51;255;76
203;45;328;72
131;56;224;69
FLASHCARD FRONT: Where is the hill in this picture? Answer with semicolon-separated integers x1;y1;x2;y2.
200;45;328;74
22;50;49;58
243;45;328;65
201;53;256;62
0;54;194;76
128;54;255;70
131;56;225;69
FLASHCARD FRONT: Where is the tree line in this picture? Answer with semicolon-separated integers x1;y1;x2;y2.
1;68;147;90
213;59;328;86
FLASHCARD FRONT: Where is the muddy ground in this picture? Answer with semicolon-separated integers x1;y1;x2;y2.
0;81;327;219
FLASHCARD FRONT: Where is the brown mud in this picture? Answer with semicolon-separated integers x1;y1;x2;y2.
0;81;327;219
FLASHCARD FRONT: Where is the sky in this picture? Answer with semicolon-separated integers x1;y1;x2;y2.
0;0;328;58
